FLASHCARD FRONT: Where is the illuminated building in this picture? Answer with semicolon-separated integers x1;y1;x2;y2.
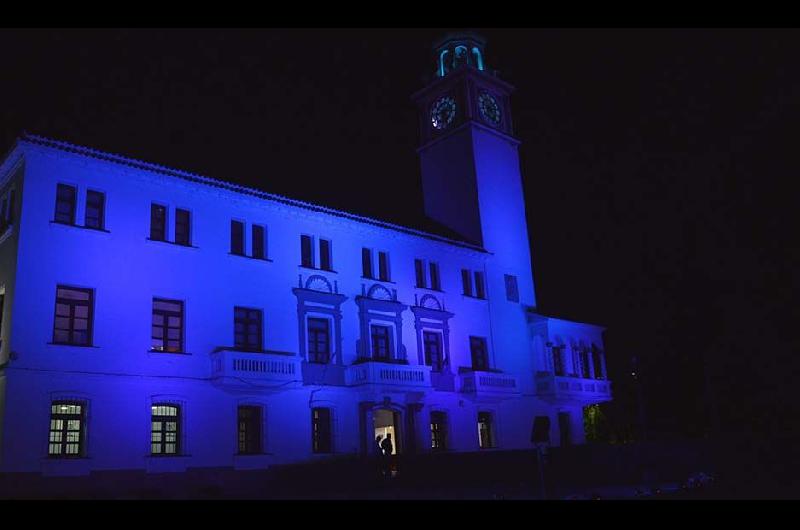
0;34;610;476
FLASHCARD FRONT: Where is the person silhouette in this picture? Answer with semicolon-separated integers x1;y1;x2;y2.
380;434;394;478
375;435;385;478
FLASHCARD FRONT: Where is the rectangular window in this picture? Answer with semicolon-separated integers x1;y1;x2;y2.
370;325;391;361
319;239;332;271
84;190;105;230
362;248;373;278
429;262;441;291
312;407;332;454
414;259;426;289
431;411;448;451
231;220;245;255
252;225;266;259
504;274;519;302
470;336;489;371
378;252;389;282
175;208;191;246
461;269;473;297
234;307;263;351
54;184;77;225
152;298;184;353
307;317;330;363
478;412;495;449
238;406;262;455
580;349;591;378
552;345;565;376
151;404;180;455
150;203;167;241
474;272;486;299
48;402;85;458
423;331;443;372
301;235;314;268
53;286;93;346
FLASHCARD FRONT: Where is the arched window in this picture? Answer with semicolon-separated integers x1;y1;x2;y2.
454;46;468;69
438;49;450;77
471;47;484;70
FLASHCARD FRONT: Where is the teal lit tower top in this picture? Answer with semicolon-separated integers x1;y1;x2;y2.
434;32;486;78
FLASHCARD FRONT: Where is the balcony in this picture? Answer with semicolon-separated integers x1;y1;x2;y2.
345;360;431;390
211;349;302;389
458;370;521;396
534;371;612;405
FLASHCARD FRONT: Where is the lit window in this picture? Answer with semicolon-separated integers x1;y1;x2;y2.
431;411;448;451
152;298;184;352
312;407;332;453
151;404;180;455
478;411;495;449
53;285;93;346
48;401;85;458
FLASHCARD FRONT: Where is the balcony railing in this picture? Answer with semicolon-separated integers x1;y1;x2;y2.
458;370;521;395
534;371;612;404
345;361;431;389
211;349;302;385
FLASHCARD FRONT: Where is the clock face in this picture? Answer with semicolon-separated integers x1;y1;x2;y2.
430;96;457;130
478;91;502;126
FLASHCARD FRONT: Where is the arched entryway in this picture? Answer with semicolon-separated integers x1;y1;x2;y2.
373;408;402;455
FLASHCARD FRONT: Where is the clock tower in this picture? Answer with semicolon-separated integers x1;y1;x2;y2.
412;33;537;310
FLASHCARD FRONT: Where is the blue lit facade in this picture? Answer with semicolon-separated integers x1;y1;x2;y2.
0;36;610;477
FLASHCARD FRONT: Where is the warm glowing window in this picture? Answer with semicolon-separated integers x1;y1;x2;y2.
48;401;86;458
238;405;262;455
312;407;332;453
478;411;495;449
55;184;77;225
53;285;93;346
151;404;180;455
152;298;184;352
431;411;448;451
234;307;262;351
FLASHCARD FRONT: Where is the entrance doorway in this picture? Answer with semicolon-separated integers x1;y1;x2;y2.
374;408;401;455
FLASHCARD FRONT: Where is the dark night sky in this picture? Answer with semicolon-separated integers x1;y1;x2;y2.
1;28;796;439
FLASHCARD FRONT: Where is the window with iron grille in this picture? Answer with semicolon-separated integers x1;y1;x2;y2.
478;411;495;449
307;317;330;363
312;407;332;453
152;298;184;352
370;324;391;360
54;184;77;225
431;411;448;451
150;203;167;241
470;336;489;371
234;307;262;351
53;286;93;346
423;331;443;372
48;401;86;458
175;208;191;246
151;404;180;455
238;406;262;454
